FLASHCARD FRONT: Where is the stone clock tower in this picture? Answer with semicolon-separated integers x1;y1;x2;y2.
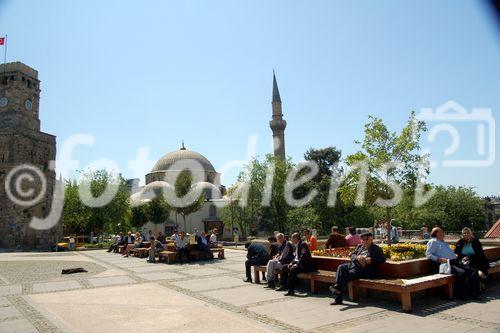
0;62;60;249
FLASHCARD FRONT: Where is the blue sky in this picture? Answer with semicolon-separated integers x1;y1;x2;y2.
1;0;499;195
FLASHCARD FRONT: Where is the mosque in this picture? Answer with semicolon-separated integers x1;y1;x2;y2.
132;72;287;238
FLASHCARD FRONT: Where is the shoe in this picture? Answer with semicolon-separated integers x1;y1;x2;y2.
275;287;287;292
284;291;295;296
329;285;341;295
243;278;252;283
264;283;275;289
330;298;343;305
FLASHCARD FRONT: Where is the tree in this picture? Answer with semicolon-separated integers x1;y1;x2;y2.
61;180;89;235
340;112;427;244
172;169;205;231
146;192;170;233
303;147;342;234
287;206;320;233
77;169;131;239
130;204;149;231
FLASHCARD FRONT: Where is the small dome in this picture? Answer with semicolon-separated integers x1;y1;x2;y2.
191;182;221;200
151;147;215;173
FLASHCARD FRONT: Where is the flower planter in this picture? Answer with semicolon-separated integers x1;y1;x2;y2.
312;256;432;278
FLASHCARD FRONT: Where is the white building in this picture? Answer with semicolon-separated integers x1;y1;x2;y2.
131;144;227;238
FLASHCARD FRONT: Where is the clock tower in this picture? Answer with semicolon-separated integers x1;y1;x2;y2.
0;62;60;249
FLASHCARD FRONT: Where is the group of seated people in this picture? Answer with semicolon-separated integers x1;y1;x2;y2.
107;228;219;263
426;226;489;300
244;225;491;304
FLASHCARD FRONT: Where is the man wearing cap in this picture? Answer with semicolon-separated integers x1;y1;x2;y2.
330;232;386;305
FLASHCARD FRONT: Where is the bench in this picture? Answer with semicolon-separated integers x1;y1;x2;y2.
131;247;149;258
489;260;500;276
252;266;334;293
116;245;125;254
348;274;454;312
298;270;336;294
210;247;225;259
158;251;178;264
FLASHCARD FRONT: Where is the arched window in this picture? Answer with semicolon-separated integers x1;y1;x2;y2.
209;205;216;217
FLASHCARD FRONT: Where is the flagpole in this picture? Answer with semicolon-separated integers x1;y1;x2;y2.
3;34;7;65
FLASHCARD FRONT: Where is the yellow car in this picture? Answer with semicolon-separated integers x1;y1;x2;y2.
57;236;88;250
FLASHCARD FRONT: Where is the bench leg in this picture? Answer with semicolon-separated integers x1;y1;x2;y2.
310;279;316;294
348;283;356;301
444;282;453;299
401;292;412;312
254;268;260;283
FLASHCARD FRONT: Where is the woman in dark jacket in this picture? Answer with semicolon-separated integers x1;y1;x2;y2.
454;227;489;279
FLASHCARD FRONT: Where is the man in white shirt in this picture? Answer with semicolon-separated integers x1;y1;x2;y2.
209;229;218;247
175;231;190;262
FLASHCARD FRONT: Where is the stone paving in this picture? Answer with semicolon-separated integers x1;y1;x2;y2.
0;249;499;332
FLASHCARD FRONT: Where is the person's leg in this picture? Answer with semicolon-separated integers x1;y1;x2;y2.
451;263;467;299
330;263;352;304
464;266;480;297
266;260;276;282
245;259;256;281
277;265;290;291
285;266;303;295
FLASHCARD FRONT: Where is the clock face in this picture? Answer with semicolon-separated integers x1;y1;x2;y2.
25;99;33;110
0;97;7;108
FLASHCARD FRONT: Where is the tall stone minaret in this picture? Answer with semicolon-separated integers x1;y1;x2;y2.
269;72;286;160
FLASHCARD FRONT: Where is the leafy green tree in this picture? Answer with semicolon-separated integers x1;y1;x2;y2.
78;169;131;239
172;169;205;231
340;112;427;243
61;180;89;235
146;192;170;233
130;204;149;231
287;206;320;233
303;147;342;234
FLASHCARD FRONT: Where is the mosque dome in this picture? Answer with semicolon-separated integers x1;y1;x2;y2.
151;145;216;173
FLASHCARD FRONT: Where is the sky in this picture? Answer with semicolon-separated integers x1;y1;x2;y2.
1;0;499;196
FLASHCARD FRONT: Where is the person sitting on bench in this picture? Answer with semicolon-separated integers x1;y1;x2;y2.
209;229;218;247
108;232;124;252
454;227;489;280
427;227;480;299
175;231;190;262
265;233;294;289
147;236;163;263
325;226;346;249
277;232;316;296
123;232;141;257
197;231;213;260
157;231;167;245
243;241;270;283
330;232;386;305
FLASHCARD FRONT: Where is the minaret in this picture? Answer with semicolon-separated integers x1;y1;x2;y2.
269;71;286;160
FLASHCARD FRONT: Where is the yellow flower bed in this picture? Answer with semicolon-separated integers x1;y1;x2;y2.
382;243;427;261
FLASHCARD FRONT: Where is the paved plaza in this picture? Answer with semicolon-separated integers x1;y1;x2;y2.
0;249;499;333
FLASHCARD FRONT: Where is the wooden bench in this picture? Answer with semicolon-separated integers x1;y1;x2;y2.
297;270;336;294
348;274;454;312
158;251;178;264
116;245;125;254
253;265;269;283
131;247;149;258
489;260;500;276
210;247;225;259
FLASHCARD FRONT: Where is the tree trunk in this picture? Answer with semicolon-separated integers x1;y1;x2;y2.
385;207;392;245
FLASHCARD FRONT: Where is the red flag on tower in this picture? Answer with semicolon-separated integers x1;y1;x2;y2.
0;37;4;45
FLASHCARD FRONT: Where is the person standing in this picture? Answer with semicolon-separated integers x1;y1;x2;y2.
330;232;386;305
